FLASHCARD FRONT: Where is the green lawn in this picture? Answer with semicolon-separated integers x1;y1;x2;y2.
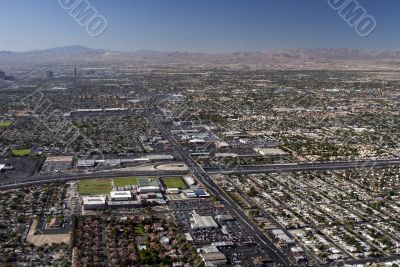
113;177;139;187
113;176;158;187
78;179;112;195
0;121;12;128
11;149;31;157
161;177;187;189
134;224;145;235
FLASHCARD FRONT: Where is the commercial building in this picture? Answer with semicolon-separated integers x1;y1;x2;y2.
184;233;193;242
108;194;140;209
183;175;196;186
139;192;166;205
166;188;180;194
110;191;132;201
183;189;210;198
0;71;5;79
147;154;174;161
190;211;218;230
193;189;210;197
253;147;288;157
215;214;235;222
202;245;220;253
137;178;161;193
82;196;106;210
271;229;295;246
76;159;96;168
199;252;227;267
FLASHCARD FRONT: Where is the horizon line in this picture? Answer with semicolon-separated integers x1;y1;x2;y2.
2;45;400;55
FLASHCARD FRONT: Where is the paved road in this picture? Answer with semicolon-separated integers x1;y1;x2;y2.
205;159;400;174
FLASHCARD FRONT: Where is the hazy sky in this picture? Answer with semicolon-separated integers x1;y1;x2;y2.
0;0;399;52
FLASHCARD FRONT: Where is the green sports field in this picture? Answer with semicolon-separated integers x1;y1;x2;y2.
113;177;139;187
0;121;12;128
113;176;158;187
161;177;187;189
11;149;31;157
78;179;112;195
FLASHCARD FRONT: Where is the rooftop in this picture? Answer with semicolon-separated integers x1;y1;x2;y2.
82;196;106;205
110;191;132;198
44;156;74;163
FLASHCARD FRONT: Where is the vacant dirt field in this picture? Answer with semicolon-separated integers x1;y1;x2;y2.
27;220;70;246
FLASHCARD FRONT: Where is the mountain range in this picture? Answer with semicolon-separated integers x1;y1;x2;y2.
2;46;400;69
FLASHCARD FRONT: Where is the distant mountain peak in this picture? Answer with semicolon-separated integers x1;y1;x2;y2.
36;45;108;54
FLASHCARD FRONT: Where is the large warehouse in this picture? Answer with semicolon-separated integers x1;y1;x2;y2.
190;211;219;230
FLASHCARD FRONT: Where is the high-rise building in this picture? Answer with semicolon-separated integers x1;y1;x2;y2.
46;70;54;79
0;71;5;80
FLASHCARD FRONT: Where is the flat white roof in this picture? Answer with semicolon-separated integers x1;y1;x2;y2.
138;186;159;190
167;188;179;191
254;147;288;156
184;233;193;241
191;212;218;229
183;176;195;185
83;196;106;205
0;164;5;170
110;191;132;198
45;156;73;163
77;160;95;167
203;245;220;253
147;154;174;159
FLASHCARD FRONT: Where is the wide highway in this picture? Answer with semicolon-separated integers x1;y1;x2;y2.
2;159;400;190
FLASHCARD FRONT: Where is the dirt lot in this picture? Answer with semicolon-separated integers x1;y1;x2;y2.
27;220;70;246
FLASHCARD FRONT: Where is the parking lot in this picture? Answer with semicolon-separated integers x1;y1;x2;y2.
170;198;267;266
